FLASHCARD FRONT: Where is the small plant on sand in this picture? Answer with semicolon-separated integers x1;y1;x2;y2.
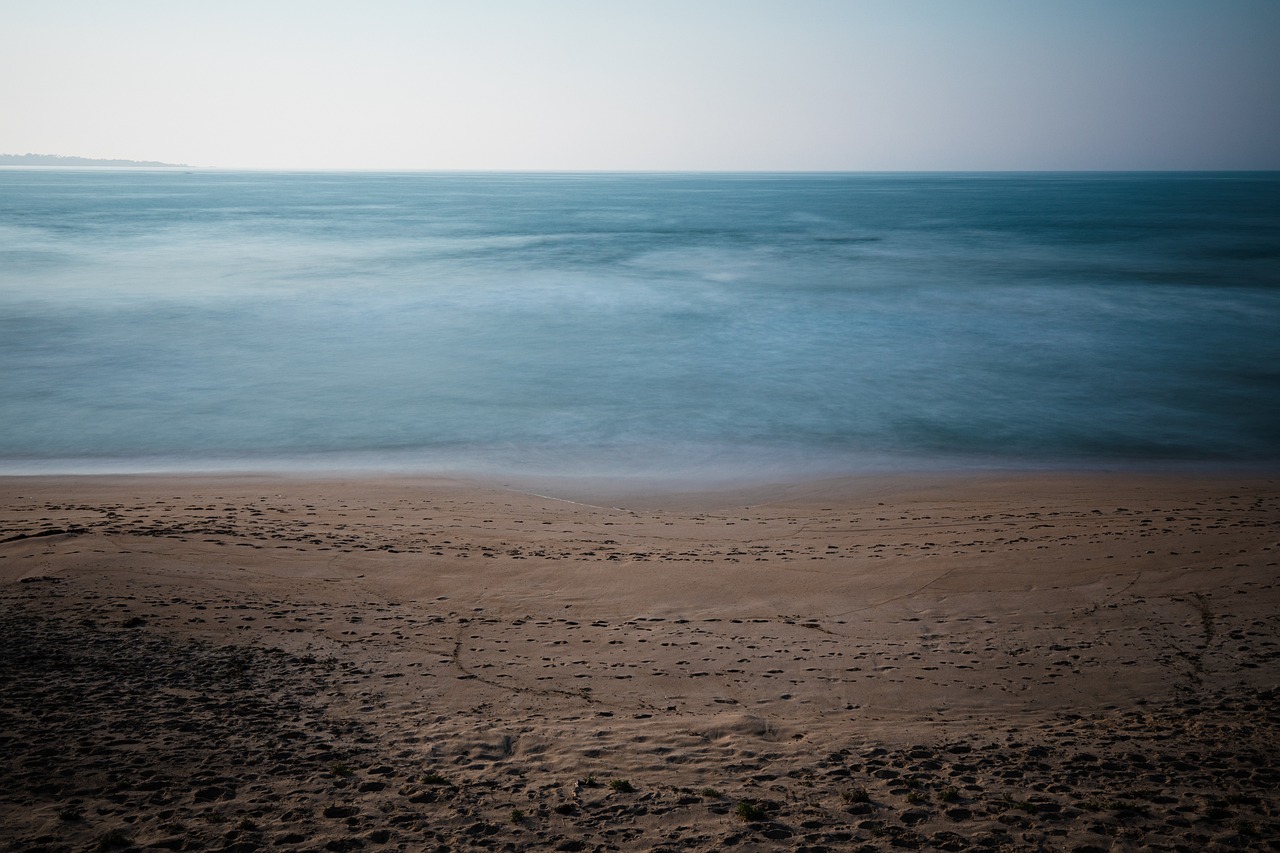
700;787;723;799
237;817;259;831
1001;794;1039;814
608;779;635;793
422;772;452;786
841;786;871;804
329;761;354;777
510;807;526;824
578;774;599;788
735;801;767;822
906;790;929;805
939;786;960;803
56;805;84;822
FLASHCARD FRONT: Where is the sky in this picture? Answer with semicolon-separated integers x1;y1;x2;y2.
3;0;1279;171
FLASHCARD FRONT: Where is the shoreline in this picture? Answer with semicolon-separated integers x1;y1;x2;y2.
3;469;1277;850
3;457;1278;497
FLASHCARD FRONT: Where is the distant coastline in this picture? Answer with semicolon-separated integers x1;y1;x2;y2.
0;153;186;167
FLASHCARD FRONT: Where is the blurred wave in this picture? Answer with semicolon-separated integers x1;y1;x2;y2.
1;171;1277;479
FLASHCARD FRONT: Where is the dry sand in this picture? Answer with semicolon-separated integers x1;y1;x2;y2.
1;471;1277;852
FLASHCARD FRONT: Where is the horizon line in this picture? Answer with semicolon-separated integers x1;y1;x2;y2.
4;165;1279;175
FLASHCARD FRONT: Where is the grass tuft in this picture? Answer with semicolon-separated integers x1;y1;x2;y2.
841;786;871;804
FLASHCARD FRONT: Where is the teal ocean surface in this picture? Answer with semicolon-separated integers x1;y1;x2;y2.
2;171;1278;483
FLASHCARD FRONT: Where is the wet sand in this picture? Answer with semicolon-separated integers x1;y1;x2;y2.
2;471;1277;852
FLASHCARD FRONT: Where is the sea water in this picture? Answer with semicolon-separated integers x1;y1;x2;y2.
2;170;1278;483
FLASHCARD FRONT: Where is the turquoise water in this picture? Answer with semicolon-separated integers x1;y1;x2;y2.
2;170;1278;482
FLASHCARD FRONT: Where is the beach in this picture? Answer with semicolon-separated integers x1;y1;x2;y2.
2;471;1277;852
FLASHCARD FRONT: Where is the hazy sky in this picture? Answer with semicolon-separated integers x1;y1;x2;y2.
4;0;1279;170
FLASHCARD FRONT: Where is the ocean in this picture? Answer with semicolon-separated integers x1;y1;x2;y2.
2;170;1278;484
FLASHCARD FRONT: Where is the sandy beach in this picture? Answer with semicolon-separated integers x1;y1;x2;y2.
2;471;1277;852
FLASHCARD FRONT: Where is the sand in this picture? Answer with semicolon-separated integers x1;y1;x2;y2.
1;470;1277;852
